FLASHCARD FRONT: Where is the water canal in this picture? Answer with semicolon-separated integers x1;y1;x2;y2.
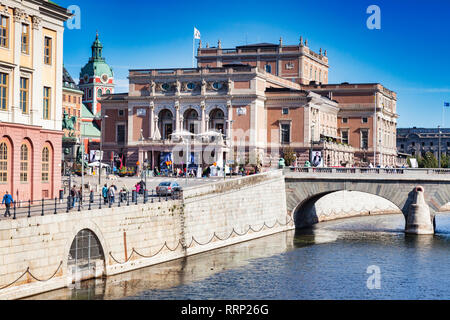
26;213;450;300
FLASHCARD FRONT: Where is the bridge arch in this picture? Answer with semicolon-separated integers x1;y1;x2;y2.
292;190;404;229
63;220;109;282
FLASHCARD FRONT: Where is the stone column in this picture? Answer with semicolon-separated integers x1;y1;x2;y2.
226;100;232;139
12;9;23;123
127;106;134;144
149;101;155;138
200;101;206;133
31;15;43;126
175;101;180;132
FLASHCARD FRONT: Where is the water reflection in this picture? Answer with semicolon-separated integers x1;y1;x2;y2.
26;213;450;300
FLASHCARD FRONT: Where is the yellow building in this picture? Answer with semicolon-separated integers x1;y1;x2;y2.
0;0;70;201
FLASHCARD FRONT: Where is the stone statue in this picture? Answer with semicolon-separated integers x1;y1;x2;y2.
150;80;156;95
175;80;181;95
201;79;207;95
62;111;77;136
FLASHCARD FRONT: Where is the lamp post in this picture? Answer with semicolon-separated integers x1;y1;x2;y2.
438;125;442;168
95;114;108;189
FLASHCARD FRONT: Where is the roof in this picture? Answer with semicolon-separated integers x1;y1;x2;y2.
236;43;278;48
81;103;95;119
81;122;101;138
63;66;80;90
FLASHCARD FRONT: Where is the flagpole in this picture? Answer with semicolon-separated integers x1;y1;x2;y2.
192;32;195;68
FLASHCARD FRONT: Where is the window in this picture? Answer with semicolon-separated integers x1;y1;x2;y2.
21;24;29;54
97;88;102;97
281;124;290;144
20;144;28;182
106;89;111;94
0;72;7;110
0;15;8;48
412;142;415;147
118;109;124;117
20;77;28;114
422;142;425;146
88;89;92;98
42;147;49;182
43;87;50;119
401;144;404;149
0;142;7;183
282;108;289;115
361;130;369;149
342;118;348;124
265;64;271;73
447;142;450;147
117;125;125;143
430;142;433;146
362;117;368;123
44;36;52;64
341;130;349;144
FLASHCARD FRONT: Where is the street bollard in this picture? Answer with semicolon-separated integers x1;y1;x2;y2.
144;190;148;204
99;195;102;209
78;196;81;211
13;201;16;220
41;199;44;216
54;197;57;214
67;196;70;213
28;200;31;218
127;191;130;206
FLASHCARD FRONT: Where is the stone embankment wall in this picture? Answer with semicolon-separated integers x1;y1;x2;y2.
0;170;291;300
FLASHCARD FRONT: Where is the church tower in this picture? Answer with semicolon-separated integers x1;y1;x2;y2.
79;33;114;116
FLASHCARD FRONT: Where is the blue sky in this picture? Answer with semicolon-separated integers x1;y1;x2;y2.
58;0;450;128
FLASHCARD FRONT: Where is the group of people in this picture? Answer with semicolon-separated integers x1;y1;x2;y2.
102;184;118;204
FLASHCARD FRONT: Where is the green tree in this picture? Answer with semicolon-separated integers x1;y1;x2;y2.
421;152;438;168
282;147;297;166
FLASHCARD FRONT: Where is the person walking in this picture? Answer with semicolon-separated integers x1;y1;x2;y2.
70;186;77;209
109;185;115;204
2;191;13;217
102;184;108;204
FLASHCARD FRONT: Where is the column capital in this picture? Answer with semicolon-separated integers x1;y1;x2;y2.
32;15;42;30
175;100;180;109
13;8;26;23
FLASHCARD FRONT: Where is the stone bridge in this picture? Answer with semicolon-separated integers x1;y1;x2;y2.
284;168;450;229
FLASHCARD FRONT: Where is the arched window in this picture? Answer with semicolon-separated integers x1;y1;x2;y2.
42;146;49;182
106;89;111;94
97;88;102;97
0;142;7;183
20;144;28;182
265;64;271;73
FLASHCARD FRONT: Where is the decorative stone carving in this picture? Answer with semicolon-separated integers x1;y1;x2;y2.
201;79;206;95
150;81;156;96
13;8;25;22
175;80;181;95
32;15;42;30
227;79;233;95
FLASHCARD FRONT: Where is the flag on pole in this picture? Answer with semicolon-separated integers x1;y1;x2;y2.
445;102;450;107
194;27;201;39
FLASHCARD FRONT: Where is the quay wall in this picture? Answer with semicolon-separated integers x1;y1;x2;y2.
0;170;291;299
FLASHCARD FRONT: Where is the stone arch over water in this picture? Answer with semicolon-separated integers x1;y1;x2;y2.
293;190;404;229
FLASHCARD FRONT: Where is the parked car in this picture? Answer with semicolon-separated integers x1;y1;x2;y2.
156;181;182;196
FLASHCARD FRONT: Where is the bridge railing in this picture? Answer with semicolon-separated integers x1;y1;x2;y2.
286;167;450;175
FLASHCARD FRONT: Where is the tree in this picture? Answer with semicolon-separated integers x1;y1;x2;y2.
420;152;438;168
282;147;297;166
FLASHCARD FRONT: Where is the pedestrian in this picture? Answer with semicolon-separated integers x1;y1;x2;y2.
78;187;83;204
102;184;108;204
135;182;141;194
70;186;77;209
109;185;115;204
2;191;13;217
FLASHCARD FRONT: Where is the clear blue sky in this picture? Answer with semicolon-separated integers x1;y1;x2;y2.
58;0;450;128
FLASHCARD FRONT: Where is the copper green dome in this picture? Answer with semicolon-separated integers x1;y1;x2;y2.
80;33;114;80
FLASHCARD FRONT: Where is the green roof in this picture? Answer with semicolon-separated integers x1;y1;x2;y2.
81;122;101;138
81;103;94;119
80;34;113;79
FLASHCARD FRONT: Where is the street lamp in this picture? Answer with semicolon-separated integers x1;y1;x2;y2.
95;114;108;189
438;125;442;168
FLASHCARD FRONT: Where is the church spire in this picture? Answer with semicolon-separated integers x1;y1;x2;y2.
90;32;104;62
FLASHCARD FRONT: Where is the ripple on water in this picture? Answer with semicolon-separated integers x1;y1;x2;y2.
25;213;450;300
